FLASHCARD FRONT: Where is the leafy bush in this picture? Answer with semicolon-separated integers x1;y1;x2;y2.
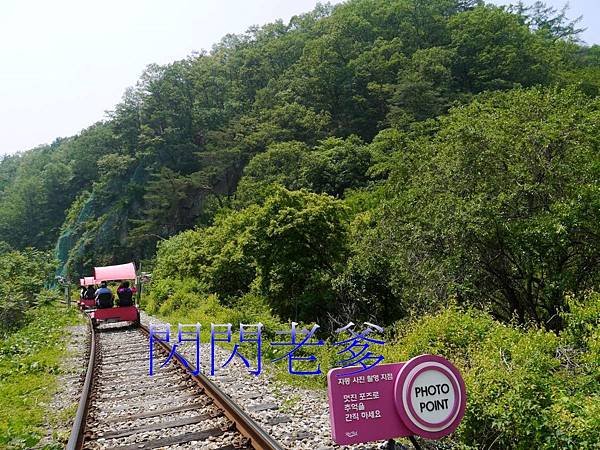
153;207;259;301
151;187;348;321
144;277;202;314
384;303;599;449
0;294;27;335
229;293;287;339
146;279;285;333
0;247;57;333
250;187;348;321
153;230;208;281
561;293;600;351
350;87;600;329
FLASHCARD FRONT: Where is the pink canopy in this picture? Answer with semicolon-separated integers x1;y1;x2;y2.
93;262;137;282
80;278;85;286
83;276;96;286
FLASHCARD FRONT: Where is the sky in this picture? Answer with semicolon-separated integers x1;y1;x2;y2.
0;0;597;156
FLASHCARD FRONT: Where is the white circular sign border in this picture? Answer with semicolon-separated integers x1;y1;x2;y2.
402;361;462;433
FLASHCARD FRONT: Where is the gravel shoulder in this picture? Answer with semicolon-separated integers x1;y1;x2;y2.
39;322;88;448
43;310;400;450
140;311;391;450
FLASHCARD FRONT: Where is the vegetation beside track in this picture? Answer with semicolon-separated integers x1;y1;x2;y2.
0;247;57;334
143;291;599;449
0;0;599;448
0;300;82;449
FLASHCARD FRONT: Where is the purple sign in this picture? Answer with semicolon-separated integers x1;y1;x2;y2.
328;355;466;445
328;362;409;444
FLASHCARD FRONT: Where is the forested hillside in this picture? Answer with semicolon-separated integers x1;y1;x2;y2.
0;0;596;318
1;0;598;327
0;0;596;278
1;0;599;447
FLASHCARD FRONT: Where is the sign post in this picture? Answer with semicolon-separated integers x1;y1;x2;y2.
328;354;466;446
65;269;71;308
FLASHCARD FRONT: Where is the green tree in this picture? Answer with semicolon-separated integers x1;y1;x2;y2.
235;141;311;206
236;136;374;205
302;135;373;197
375;87;600;329
449;5;560;91
250;188;348;321
0;248;56;332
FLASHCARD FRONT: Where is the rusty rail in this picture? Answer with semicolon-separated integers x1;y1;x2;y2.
67;316;282;450
66;311;96;450
139;323;283;450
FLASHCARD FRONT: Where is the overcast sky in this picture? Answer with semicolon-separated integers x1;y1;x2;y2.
0;0;597;156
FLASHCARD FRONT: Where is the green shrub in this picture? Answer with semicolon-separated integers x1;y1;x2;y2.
384;305;599;449
153;230;208;280
0;294;27;335
561;292;600;351
0;248;57;333
158;291;200;316
145;277;202;313
151;187;348;322
230;293;284;333
384;304;496;363
249;187;348;321
462;327;560;448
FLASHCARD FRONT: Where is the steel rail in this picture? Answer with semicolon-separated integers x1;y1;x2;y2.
66;310;96;450
139;324;284;450
67;315;283;450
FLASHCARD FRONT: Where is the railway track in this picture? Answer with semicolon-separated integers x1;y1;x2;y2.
67;316;284;450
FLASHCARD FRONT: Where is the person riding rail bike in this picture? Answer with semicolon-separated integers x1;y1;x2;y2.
84;285;96;301
95;281;114;309
116;281;134;307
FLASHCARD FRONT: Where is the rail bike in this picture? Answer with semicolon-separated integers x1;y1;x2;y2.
77;276;96;309
82;262;141;328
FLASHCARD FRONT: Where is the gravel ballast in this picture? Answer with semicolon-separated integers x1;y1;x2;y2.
140;311;399;450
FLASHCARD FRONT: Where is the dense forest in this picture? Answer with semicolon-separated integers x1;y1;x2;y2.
0;0;599;446
1;0;598;328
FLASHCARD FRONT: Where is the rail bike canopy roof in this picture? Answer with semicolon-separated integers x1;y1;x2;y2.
84;276;96;286
93;262;136;282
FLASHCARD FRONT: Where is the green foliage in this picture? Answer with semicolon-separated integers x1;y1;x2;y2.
0;125;115;252
348;87;600;328
153;230;208;281
250;188;348;320
0;0;584;275
0;248;57;333
146;288;285;343
130;168;201;243
235;136;374;207
144;276;203;314
234;141;311;206
561;293;600;363
153;206;259;299
153;187;347;321
302;136;373;197
202;208;259;299
0;303;82;449
0;3;597;446
384;304;599;449
449;4;559;91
